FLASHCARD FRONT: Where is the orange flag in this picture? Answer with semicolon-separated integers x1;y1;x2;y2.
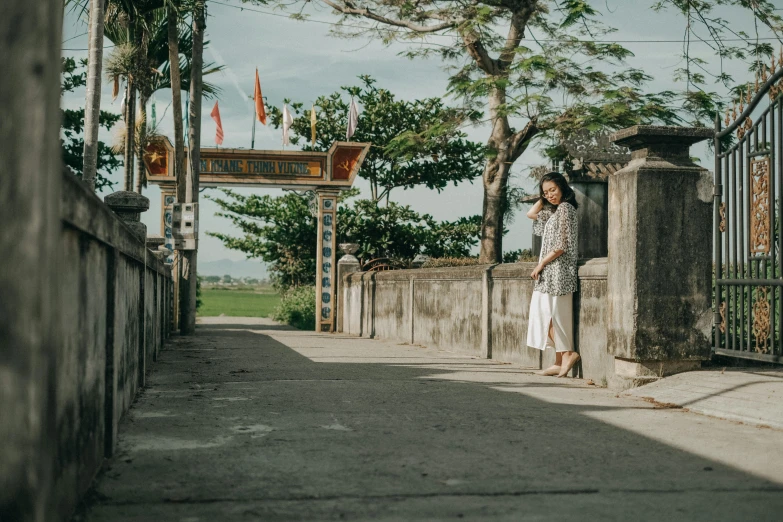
254;68;267;124
210;101;224;145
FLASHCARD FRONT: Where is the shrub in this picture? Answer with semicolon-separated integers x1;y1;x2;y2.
272;285;316;330
518;248;538;262
421;257;483;268
420;249;538;268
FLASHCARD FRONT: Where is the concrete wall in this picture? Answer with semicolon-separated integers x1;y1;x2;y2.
343;259;613;384
1;171;173;521
0;3;64;521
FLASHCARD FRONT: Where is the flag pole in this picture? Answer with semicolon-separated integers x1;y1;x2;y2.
251;104;256;149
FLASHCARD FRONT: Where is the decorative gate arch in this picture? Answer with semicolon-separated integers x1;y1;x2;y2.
143;138;371;333
714;53;783;363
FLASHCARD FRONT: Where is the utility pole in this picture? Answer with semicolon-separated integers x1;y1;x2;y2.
179;2;205;335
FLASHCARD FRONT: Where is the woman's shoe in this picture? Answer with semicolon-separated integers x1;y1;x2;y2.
541;365;561;376
557;353;581;377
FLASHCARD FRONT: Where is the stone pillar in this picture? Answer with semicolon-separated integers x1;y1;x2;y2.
337;243;361;333
104;191;150;242
607;125;714;386
571;179;608;258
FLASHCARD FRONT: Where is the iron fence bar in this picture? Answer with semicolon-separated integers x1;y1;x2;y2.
755;123;767;354
718;278;783;285
746;128;753;351
778;97;783;356
714;114;723;351
739;139;747;351
748;149;771;158
734;149;742;352
766;109;776;355
736;138;740;352
719;104;777;159
714;347;783;364
718;67;783;139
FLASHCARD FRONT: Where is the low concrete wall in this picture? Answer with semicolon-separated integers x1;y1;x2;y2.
343;259;613;384
2;171;173;520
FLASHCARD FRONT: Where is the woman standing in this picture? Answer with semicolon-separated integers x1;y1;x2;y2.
526;172;580;377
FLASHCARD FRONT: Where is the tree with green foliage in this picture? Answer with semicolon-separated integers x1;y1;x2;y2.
61;57;122;191
100;2;223;193
269;75;485;203
251;0;686;262
651;0;782;124
208;78;486;289
252;0;782;262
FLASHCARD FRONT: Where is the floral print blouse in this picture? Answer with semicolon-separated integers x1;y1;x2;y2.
532;202;578;296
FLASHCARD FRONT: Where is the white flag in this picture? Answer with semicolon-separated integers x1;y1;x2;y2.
346;97;359;140
282;104;294;146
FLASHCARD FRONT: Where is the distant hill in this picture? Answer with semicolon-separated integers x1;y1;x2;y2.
198;259;268;279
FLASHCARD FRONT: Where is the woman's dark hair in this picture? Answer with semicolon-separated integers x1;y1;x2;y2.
539;171;578;210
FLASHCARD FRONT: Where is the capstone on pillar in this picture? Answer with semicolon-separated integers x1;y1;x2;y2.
337;243;361;333
104;190;150;242
607;125;714;386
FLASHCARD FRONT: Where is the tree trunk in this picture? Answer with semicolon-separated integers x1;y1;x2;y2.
167;1;186;332
478;86;512;263
82;0;105;192
478;155;511;263
179;4;205;336
477;85;538;263
168;0;186;203
123;80;136;192
135;94;148;193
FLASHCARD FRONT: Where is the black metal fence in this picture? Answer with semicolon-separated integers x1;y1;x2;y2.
714;58;783;363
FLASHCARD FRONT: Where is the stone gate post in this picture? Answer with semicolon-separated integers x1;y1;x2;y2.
607;126;714;386
336;243;361;333
315;189;340;332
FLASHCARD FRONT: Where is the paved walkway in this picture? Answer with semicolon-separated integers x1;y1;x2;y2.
74;318;783;521
625;367;783;429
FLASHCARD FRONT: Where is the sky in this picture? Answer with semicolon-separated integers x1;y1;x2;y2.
60;0;780;264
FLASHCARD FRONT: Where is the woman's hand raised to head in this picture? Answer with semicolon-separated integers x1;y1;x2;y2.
526;197;545;220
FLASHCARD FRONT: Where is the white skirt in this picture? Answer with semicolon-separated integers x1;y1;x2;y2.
526;291;574;352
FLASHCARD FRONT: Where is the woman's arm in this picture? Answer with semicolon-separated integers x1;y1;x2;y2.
526;197;544;220
530;249;564;280
531;204;572;280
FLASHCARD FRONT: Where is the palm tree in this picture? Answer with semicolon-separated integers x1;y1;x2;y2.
82;0;106;192
167;0;185;203
103;1;161;191
101;2;221;193
134;11;222;192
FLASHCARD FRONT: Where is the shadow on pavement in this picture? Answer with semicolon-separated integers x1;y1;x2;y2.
73;320;783;522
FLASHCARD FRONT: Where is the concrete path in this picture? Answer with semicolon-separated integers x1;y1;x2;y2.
74;318;783;521
625;368;783;429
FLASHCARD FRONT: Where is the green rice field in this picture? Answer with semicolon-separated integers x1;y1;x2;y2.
198;287;281;318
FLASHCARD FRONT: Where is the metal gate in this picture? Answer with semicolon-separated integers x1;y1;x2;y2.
714;56;783;363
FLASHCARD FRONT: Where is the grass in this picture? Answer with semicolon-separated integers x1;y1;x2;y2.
198;287;281;318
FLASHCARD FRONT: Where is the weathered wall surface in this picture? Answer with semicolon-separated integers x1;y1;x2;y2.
0;3;64;520
343;260;612;383
1;171;173;521
57;174;172;518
